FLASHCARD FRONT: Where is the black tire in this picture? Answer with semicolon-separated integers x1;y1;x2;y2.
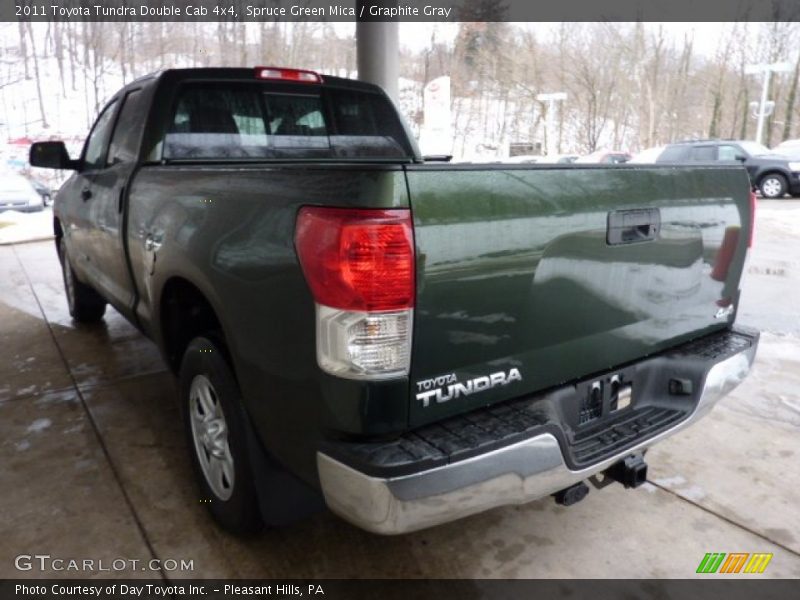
180;336;263;535
59;238;106;322
758;173;788;199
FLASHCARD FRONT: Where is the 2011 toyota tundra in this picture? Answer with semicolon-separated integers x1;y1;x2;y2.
29;67;759;535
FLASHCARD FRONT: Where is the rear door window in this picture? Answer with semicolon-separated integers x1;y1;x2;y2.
689;146;716;161
657;145;690;162
161;83;412;161
717;145;739;161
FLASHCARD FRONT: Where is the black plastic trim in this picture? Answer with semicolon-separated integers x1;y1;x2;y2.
320;327;758;479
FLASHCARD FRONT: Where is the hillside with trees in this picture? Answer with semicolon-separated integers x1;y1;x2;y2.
1;21;798;164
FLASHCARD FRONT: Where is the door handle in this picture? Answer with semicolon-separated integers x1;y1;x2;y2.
144;234;162;252
81;187;92;201
607;209;661;245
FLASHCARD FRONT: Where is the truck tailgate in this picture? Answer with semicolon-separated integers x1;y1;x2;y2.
405;164;753;426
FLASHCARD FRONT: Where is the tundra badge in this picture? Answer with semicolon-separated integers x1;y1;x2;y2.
416;368;523;407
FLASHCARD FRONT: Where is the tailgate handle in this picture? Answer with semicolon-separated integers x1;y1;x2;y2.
607;209;660;245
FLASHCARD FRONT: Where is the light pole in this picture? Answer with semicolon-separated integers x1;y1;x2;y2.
536;92;567;155
745;61;792;145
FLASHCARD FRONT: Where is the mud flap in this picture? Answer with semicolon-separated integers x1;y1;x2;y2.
241;408;326;527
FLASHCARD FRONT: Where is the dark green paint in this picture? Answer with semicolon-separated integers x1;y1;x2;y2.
406;164;752;427
50;69;754;487
124;166;410;483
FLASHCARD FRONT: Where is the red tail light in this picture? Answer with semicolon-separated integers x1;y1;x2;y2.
711;226;739;282
748;190;757;248
255;66;322;84
295;207;415;312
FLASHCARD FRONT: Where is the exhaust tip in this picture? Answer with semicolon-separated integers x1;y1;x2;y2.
605;455;648;489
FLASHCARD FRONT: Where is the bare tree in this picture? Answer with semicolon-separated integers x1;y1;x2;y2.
18;21;30;79
782;53;800;141
25;21;48;128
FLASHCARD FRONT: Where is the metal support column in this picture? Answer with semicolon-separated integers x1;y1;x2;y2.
356;7;399;102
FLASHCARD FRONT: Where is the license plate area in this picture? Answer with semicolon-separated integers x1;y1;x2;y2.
574;368;636;427
611;380;633;412
558;328;753;468
562;359;692;466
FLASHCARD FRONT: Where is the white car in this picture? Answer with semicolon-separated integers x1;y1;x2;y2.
0;174;44;213
628;146;667;164
536;153;579;164
505;154;541;164
773;139;800;159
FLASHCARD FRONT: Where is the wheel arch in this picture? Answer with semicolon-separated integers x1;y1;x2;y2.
756;169;789;188
157;275;235;375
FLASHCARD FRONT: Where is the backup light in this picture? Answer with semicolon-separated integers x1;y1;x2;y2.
255;66;322;84
295;207;415;380
316;306;412;379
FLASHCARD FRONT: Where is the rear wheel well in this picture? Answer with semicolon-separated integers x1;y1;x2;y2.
757;170;788;186
159;278;228;373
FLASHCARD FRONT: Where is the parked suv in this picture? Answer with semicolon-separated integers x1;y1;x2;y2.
655;139;800;199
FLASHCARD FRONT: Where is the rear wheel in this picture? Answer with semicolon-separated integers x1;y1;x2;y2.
759;173;788;199
180;336;263;535
59;238;106;322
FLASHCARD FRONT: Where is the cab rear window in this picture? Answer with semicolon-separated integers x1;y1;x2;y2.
159;83;412;161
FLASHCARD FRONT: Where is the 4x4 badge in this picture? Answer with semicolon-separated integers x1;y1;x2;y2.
715;304;735;319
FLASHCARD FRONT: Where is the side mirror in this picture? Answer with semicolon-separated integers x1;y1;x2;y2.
29;141;78;170
734;154;747;162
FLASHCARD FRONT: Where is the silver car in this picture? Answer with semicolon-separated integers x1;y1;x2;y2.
773;139;800;159
0;174;44;212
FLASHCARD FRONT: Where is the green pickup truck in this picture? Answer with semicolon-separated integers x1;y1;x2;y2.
30;67;759;535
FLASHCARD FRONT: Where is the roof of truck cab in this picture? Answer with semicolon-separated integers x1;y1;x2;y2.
145;68;382;92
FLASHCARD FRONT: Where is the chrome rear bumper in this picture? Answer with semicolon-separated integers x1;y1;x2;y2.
317;339;756;535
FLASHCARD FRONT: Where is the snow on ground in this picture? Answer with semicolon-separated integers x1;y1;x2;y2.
0;208;54;245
